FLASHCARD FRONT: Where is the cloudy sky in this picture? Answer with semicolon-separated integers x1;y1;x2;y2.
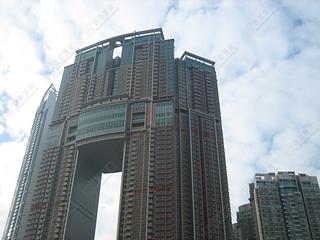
1;0;319;239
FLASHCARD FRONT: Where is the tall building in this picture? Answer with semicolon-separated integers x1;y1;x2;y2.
3;85;57;240
297;173;320;239
3;28;233;240
244;171;320;240
235;203;256;240
232;223;240;240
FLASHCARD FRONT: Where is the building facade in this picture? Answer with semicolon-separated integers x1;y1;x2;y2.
236;203;256;240
240;171;320;240
3;85;57;240
296;173;320;239
233;223;240;240
3;28;233;240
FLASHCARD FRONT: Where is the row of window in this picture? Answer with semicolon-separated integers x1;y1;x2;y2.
155;101;173;127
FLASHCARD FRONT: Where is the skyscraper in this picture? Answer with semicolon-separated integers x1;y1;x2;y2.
297;173;320;239
233;223;240;240
3;28;233;240
235;203;256;240
3;85;57;240
245;171;320;240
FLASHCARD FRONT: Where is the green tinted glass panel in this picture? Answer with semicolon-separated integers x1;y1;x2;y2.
160;39;175;94
155;101;173;126
45;123;63;148
77;103;126;140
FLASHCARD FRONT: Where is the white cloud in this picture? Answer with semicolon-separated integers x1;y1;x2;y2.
0;0;319;237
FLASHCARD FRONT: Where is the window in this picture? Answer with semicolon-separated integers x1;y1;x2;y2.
131;102;146;129
155;101;173;126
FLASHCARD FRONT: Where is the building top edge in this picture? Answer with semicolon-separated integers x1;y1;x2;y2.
75;28;164;54
181;51;215;67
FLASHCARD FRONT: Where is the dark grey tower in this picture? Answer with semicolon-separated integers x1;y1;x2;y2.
236;203;256;240
248;171;320;240
3;85;57;240
296;173;320;239
3;29;233;240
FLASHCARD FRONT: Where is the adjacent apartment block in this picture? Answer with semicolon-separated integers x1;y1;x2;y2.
233;223;240;240
235;171;320;240
3;28;233;240
235;203;256;240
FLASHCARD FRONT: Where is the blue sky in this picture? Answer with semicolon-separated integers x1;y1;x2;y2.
1;0;320;239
